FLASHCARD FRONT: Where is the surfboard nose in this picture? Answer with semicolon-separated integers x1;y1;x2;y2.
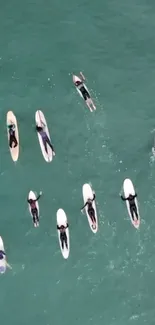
57;208;64;215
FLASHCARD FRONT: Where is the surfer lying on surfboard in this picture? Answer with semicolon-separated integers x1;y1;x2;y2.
7;122;18;148
74;72;96;112
27;191;42;226
57;224;69;249
121;194;138;222
81;193;96;229
36;123;55;156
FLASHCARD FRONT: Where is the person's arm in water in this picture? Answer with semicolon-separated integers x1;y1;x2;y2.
82;193;95;209
133;193;137;199
35;191;42;202
121;195;128;201
81;201;88;210
57;224;68;230
27;192;42;203
81;194;95;210
92;193;96;201
121;194;137;201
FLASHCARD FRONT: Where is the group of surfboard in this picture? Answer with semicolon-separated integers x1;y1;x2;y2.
73;73;140;228
6;110;56;163
6;73;95;165
26;183;98;260
0;73;141;272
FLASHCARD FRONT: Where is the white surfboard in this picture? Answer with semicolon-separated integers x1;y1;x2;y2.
28;191;39;227
0;236;6;274
6;111;19;162
56;209;70;259
73;75;90;99
152;147;155;156
35;110;53;162
82;183;98;233
123;178;140;229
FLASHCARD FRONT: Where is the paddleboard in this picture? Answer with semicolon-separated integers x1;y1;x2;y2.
82;183;98;233
56;209;70;259
123;178;140;229
6;111;19;162
35;110;53;162
0;236;6;274
73;75;90;99
28;191;39;227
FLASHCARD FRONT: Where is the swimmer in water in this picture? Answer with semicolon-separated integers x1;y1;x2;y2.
81;192;96;229
7;122;18;148
36;122;55;156
120;193;139;222
74;72;96;112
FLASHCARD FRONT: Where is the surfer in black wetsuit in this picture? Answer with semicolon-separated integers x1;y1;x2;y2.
27;191;42;225
36;124;55;156
75;80;90;101
74;72;96;111
57;224;69;249
121;194;138;221
75;72;90;101
7;123;18;148
81;193;96;228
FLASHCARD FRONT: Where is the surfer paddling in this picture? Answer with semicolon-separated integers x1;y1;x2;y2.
7;122;18;148
27;191;42;226
74;72;96;112
36;122;55;156
120;193;139;223
57;224;69;250
81;192;96;229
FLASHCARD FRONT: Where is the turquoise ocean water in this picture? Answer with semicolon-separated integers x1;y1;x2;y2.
1;0;155;324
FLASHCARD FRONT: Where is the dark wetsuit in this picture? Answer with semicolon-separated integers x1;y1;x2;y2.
27;194;41;224
7;124;18;148
121;194;138;221
82;194;96;223
75;80;90;101
36;126;55;154
0;250;5;260
57;224;69;249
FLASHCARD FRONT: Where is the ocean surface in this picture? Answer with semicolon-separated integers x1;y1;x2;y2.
0;0;155;324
